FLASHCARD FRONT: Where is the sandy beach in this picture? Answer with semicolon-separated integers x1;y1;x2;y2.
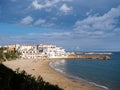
3;59;106;90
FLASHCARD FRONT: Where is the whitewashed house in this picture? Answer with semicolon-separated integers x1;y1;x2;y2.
41;44;68;58
18;44;39;59
18;44;68;59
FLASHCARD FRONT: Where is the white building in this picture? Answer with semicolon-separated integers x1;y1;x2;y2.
15;44;20;50
20;49;42;59
18;44;34;51
18;44;39;59
18;44;68;59
41;44;68;58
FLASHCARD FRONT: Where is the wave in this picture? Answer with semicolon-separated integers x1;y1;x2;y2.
49;60;109;90
89;82;109;90
49;61;66;74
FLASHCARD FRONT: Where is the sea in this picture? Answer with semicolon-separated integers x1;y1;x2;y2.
49;52;120;90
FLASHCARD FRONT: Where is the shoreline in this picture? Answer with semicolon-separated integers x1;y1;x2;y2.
3;59;106;90
49;60;109;90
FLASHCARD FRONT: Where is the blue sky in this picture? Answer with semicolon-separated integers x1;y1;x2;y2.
0;0;120;51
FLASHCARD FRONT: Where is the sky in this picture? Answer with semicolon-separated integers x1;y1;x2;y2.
0;0;120;51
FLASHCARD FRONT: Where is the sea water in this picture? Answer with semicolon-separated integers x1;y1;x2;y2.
49;52;120;90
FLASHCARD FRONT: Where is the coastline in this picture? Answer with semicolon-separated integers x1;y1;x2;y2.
49;60;109;90
3;59;106;90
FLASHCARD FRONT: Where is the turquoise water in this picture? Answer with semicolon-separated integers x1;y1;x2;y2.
50;52;120;90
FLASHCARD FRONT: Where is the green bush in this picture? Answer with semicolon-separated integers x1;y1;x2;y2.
0;47;21;62
0;64;63;90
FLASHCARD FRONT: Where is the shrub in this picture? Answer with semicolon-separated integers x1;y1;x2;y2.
0;64;63;90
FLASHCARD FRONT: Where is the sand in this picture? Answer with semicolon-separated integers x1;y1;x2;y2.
3;59;106;90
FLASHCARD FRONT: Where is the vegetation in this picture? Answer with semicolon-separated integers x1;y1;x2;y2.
0;64;63;90
0;47;62;90
0;47;21;62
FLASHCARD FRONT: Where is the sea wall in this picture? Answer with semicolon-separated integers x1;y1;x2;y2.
45;55;111;60
68;55;110;60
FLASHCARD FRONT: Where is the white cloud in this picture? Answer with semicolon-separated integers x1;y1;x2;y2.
7;31;71;44
74;5;120;37
86;9;93;16
114;28;120;35
32;0;43;10
59;4;72;13
51;17;57;20
34;19;46;25
34;19;56;28
21;16;33;25
32;0;72;10
42;23;55;28
42;32;71;37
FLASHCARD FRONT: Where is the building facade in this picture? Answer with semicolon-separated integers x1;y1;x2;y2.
17;44;68;59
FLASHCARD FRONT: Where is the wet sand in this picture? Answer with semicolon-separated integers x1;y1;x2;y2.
3;59;106;90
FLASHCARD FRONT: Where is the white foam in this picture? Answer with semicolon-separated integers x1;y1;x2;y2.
49;61;66;74
89;82;109;90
